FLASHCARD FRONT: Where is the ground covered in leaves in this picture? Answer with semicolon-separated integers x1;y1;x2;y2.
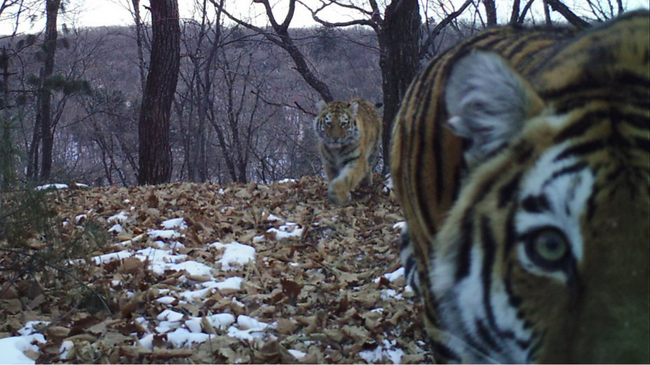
0;176;434;364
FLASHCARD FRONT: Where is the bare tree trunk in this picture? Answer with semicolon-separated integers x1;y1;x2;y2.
131;0;147;91
483;0;497;26
543;0;552;25
509;0;521;24
137;0;180;185
38;0;61;181
380;0;420;173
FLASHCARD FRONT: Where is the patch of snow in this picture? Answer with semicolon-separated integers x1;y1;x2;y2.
178;287;211;302
92;250;132;264
208;241;225;249
277;179;296;184
359;340;403;364
35;183;68;191
108;224;123;233
288;349;306;359
231;297;245;307
205;313;236;330
148;229;183;240
170;260;213;277
108;212;129;223
139;334;154;350
253;235;265;243
156;320;181;334
185;318;202;333
74;214;87;224
18;321;49;336
380;289;403;300
0;334;46;364
166;328;213;348
178;277;243;302
226;315;276;342
266;213;282;222
157;309;184;322
217;242;255;271
218;188;226;195
156;296;176;305
237;315;272;331
374;267;405;283
59;340;74;360
204;277;243;291
161;218;187;230
267;222;303;240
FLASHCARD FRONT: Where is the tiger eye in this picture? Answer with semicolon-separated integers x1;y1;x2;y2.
533;230;568;262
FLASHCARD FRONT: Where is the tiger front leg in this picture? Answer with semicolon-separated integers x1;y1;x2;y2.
327;159;369;204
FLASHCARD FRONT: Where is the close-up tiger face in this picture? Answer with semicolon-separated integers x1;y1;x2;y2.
391;10;649;363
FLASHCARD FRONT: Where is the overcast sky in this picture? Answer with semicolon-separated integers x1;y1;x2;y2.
1;0;648;36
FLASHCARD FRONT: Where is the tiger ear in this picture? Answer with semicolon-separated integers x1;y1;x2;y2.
349;101;360;116
445;51;544;168
315;100;327;112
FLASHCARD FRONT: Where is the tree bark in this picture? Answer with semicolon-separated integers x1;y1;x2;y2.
38;0;61;181
131;0;147;91
546;0;590;29
483;0;497;26
380;0;420;173
137;0;180;185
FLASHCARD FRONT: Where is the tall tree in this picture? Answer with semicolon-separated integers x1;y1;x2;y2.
32;0;61;181
381;0;420;172
137;0;181;185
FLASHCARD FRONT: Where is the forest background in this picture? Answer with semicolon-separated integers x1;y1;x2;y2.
0;0;644;189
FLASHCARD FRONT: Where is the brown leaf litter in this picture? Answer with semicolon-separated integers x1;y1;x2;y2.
0;176;435;363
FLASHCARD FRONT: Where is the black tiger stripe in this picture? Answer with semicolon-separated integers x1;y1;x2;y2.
341;155;360;167
554;139;605;161
521;194;551;213
339;141;360;156
476;319;504;354
414;76;438;232
480;215;517;346
454;208;474;282
635;137;650;152
430;340;461;363
542;161;589;188
503;207;519;261
554;112;606;143
498;173;522;208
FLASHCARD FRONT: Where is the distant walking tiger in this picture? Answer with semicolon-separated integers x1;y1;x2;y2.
391;10;649;363
314;99;382;204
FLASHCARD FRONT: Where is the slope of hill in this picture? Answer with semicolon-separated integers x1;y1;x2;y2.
0;177;434;363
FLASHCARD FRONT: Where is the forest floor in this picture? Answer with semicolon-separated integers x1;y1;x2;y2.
0;176;435;364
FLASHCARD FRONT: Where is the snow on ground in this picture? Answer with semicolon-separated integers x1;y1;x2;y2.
107;211;129;223
34;183;69;191
0;322;49;364
4;183;417;363
265;222;304;241
161;217;187;230
215;242;256;271
374;267;405;284
359;339;404;364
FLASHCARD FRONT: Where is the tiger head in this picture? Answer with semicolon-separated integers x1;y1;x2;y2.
394;11;649;363
314;100;361;146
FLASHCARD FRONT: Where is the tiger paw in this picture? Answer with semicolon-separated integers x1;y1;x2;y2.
327;185;351;204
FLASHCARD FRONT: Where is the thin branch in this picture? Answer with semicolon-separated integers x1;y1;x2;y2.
546;0;591;28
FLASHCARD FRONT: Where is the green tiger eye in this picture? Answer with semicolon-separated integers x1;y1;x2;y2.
534;230;568;262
